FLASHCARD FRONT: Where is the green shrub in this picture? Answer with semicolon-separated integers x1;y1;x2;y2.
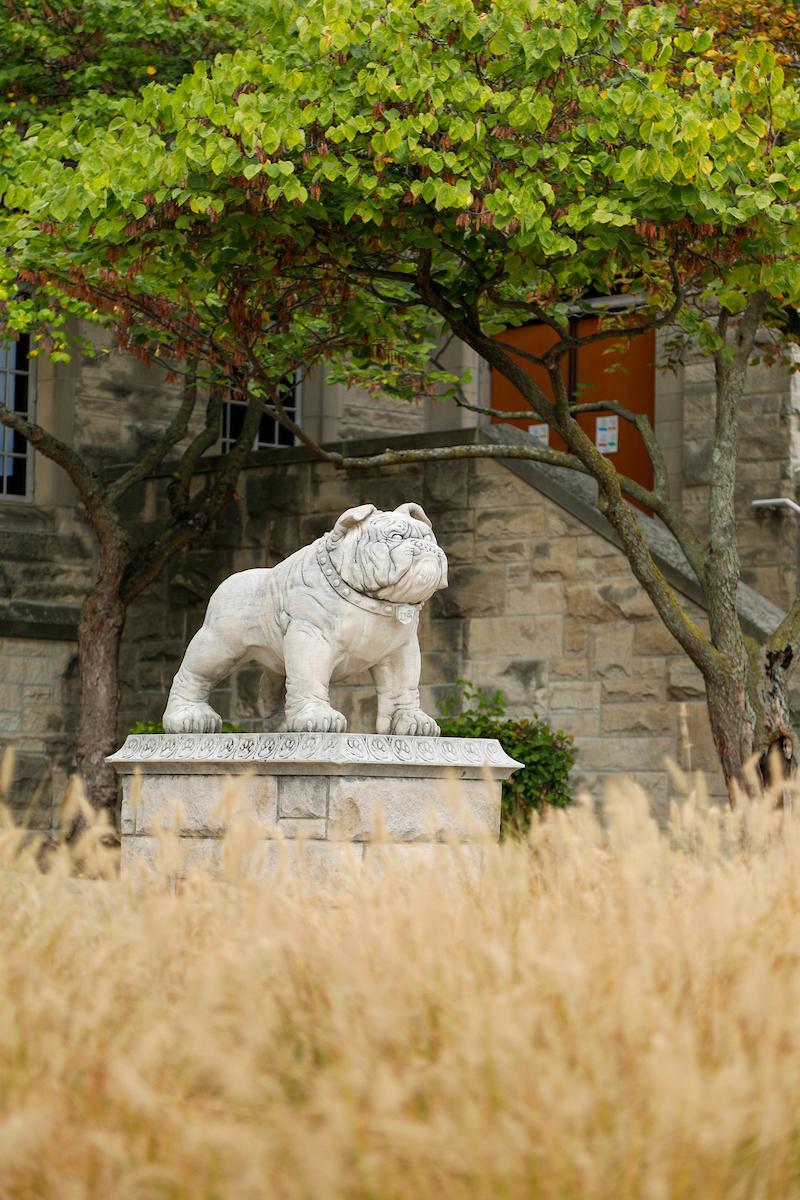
129;720;245;735
437;681;575;835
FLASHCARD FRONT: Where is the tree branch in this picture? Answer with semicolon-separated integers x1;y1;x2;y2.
107;366;200;505
120;393;263;605
339;442;588;472
0;402;102;509
569;399;707;584
767;596;800;657
166;380;225;518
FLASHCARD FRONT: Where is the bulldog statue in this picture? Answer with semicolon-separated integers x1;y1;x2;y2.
162;502;448;737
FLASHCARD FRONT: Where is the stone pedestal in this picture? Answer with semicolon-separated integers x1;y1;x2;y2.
108;732;521;880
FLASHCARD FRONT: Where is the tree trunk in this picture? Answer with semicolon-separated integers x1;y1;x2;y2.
703;651;798;803
751;645;797;793
704;668;757;804
74;581;126;832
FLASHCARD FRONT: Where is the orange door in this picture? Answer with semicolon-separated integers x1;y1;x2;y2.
490;319;656;498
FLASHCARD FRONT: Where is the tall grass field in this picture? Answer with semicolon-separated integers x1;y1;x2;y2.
2;763;800;1198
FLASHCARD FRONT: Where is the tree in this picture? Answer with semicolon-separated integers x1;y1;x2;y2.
0;1;449;822
3;0;800;801
0;3;277;822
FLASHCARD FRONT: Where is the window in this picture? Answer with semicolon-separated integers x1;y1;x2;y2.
220;376;300;453
0;334;34;501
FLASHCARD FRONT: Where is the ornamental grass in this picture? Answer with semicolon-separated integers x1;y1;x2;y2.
1;758;800;1197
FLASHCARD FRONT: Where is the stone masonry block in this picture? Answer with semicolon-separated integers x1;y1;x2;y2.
548;709;599;737
436;564;504;618
363;843;490;876
327;777;501;842
578;736;675;772
548;681;601;711
275;819;327;839
261;840;365;883
120;835;158;875
564;624;588;655
493;657;548;706
476;506;545;539
425;619;465;653
546;509;586;537
423;460;469;511
551;657;589;679
438;532;475;564
576;555;629;580
567;582;654;623
468;614;562;658
680;703;723;775
667;660;706;701
602;676;665;703
469;465;532;508
506;581;564;617
530;537;578;580
130;774;278;836
591;623;634;679
476;539;530;563
601;704;675;736
430;507;474;535
634;622;683;656
278;775;328;819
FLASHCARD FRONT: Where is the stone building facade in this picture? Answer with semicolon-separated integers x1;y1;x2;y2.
0;325;795;829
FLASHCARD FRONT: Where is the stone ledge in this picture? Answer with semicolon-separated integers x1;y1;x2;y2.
108;731;521;780
0;599;80;642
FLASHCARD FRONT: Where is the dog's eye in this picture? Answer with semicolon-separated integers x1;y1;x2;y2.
389;532;403;542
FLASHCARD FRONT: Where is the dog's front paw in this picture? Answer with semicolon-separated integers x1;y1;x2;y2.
390;709;440;737
286;703;348;734
163;702;222;734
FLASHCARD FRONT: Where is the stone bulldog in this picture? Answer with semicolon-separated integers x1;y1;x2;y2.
163;502;448;737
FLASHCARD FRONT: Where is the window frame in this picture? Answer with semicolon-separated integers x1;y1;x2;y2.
0;336;36;505
220;373;303;455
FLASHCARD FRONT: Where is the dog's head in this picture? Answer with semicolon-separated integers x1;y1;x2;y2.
327;502;448;603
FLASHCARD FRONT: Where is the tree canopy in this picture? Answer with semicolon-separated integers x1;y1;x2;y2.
2;0;797;370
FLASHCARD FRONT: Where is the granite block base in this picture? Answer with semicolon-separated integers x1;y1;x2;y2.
108;732;521;881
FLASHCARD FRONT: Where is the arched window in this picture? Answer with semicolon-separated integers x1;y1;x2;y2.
0;334;34;501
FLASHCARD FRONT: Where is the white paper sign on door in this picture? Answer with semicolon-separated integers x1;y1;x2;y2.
528;423;550;448
596;415;619;455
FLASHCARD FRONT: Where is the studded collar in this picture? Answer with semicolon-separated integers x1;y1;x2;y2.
315;537;421;625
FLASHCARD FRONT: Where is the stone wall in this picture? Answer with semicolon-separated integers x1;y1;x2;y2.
3;317;796;828
0;636;78;831
118;445;738;814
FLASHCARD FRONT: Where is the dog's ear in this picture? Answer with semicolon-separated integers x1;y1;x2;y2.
331;504;377;540
394;502;432;529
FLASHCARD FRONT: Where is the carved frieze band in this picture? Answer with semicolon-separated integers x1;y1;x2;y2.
108;731;521;771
